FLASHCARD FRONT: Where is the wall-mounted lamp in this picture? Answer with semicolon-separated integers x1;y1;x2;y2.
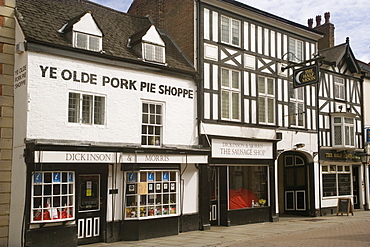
294;143;305;149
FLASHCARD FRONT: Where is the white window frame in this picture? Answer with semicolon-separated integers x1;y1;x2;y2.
68;92;106;125
73;31;102;52
289;83;305;127
288;37;303;62
221;15;241;47
258;76;275;125
332;114;355;148
124;170;179;220
141;101;163;146
221;68;240;121
143;42;165;64
31;171;75;223
322;164;352;197
334;77;345;100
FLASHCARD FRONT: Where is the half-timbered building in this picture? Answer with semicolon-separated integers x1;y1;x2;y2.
129;0;324;227
129;0;368;227
9;0;208;246
316;38;365;214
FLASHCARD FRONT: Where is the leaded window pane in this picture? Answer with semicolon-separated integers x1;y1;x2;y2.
221;90;230;119
68;93;80;123
82;95;93;124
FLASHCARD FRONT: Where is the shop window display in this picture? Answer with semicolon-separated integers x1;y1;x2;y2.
229;166;268;209
124;170;178;219
31;171;74;223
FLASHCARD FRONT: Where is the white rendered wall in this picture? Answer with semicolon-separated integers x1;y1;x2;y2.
26;52;198;146
181;164;199;214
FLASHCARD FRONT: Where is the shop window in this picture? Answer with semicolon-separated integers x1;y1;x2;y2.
221;15;240;46
124;170;179;219
31;171;75;223
221;68;240;121
288;37;303;62
229;166;268;209
332;115;355;149
258;76;275;125
322;165;351;197
141;102;163;146
68;92;106;125
289;83;305;127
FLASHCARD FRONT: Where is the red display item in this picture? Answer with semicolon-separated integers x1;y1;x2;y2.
229;188;258;209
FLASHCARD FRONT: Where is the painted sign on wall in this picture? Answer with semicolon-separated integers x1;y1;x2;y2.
211;139;273;159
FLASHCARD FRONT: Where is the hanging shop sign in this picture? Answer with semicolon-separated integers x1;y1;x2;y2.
211;139;273;159
293;64;319;88
366;128;370;143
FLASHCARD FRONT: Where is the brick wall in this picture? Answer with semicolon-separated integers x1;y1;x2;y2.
0;0;15;246
128;0;195;65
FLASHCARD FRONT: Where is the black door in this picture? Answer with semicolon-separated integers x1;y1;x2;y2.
284;154;308;214
353;166;360;209
76;166;107;245
210;167;219;225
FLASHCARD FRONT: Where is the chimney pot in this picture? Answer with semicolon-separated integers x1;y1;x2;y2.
324;12;330;23
308;18;313;28
316;15;321;26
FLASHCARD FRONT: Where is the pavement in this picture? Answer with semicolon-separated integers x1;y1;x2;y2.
86;210;370;246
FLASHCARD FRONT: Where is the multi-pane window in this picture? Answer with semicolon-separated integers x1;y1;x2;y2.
221;16;240;46
142;102;163;146
332;116;355;148
288;38;303;62
322;165;351;197
68;92;105;125
289;83;305;127
125;170;179;219
221;68;240;121
143;43;165;64
74;32;101;52
31;171;75;223
258;76;275;124
334;77;345;100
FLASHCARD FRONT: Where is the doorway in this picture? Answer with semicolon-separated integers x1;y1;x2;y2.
279;153;309;215
76;172;106;245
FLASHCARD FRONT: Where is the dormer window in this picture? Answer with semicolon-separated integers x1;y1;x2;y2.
59;12;103;52
129;25;166;65
74;32;101;52
143;43;165;63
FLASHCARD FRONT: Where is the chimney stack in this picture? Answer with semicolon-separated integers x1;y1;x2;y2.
308;18;313;28
308;12;335;50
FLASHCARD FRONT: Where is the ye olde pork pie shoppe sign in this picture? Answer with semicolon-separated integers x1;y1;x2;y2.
212;139;273;159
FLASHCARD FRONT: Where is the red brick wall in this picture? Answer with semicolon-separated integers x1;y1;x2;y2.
129;0;195;64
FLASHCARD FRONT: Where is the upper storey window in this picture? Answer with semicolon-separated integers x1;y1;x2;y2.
143;43;165;64
221;16;240;47
129;25;166;65
288;38;303;62
334;77;345;100
74;32;101;51
59;12;103;52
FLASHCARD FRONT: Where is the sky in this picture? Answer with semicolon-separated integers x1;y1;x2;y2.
90;0;370;63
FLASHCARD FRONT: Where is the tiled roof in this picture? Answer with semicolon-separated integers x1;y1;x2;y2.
16;0;195;74
320;42;360;74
